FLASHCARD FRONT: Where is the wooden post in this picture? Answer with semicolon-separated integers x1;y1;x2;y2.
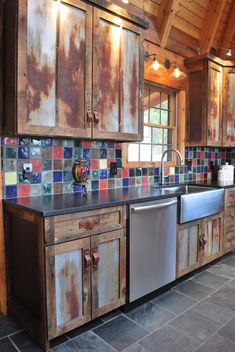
177;90;185;161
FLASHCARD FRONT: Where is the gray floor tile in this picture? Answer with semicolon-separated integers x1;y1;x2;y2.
0;338;18;352
139;324;200;352
221;255;235;267
227;279;235;288
123;344;149;352
168;310;222;343
212;286;235;310
93;315;148;351
195;333;235;352
53;331;115;352
208;263;235;278
173;280;214;300
10;331;42;351
217;317;235;342
151;290;197;315
0;316;21;338
191;270;230;289
192;296;235;324
126;301;175;331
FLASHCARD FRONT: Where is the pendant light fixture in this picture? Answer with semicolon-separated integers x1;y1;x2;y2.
168;63;186;81
122;0;129;3
226;49;232;57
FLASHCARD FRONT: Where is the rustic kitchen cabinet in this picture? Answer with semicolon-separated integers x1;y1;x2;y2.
4;204;127;351
222;67;235;146
176;212;223;278
185;55;223;147
223;188;235;253
1;0;147;140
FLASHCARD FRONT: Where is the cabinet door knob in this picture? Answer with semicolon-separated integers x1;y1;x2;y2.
86;108;93;126
92;248;100;271
94;110;101;126
84;249;91;269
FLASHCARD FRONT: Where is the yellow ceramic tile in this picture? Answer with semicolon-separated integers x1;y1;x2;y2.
5;172;17;185
99;159;107;170
170;167;175;175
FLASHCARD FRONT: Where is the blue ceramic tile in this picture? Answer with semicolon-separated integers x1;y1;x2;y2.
18;147;29;159
142;168;148;176
196;166;200;173
154;168;160;176
129;168;135;177
30;172;41;184
115;149;122;158
4;147;17;159
100;170;107;179
53;171;62;183
184;166;188;173
116;159;122;168
123;178;129;187
5;185;17;199
42;138;52;147
63;171;73;182
31;138;41;146
175;175;179;183
42;160;52;171
91;180;99;190
83;149;91;159
100;149;107;159
19;138;30;146
64;147;73;159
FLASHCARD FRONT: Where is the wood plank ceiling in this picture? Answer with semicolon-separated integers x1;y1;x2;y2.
113;0;235;60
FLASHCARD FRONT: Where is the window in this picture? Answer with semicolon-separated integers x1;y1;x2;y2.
124;82;177;167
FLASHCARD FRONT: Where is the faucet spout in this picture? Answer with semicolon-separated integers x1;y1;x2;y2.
160;148;184;185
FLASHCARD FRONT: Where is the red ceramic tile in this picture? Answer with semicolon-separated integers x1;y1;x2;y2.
142;176;148;186
211;152;215;159
100;179;108;190
200;172;204;180
122;168;129;177
115;143;122;149
107;159;115;168
82;141;91;148
18;184;30;197
200;151;205;159
164;167;170;176
192;159;197;166
31;159;41;172
53;147;63;159
90;159;99;169
4;137;17;145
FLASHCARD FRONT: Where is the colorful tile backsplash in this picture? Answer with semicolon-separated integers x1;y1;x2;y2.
0;137;231;199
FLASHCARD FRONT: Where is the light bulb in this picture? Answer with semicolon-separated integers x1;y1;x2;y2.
226;49;232;56
152;56;160;71
173;65;181;78
122;0;129;3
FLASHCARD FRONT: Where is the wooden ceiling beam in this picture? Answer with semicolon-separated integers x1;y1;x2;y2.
200;0;227;54
157;0;180;48
221;1;235;50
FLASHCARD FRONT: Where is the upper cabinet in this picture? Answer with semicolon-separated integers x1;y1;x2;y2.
222;67;235;146
185;56;223;147
1;0;147;141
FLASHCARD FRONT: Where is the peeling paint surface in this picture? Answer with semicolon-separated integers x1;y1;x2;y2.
55;250;82;326
26;0;56;126
58;3;86;129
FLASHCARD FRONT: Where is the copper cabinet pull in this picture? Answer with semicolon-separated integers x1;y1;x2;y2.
79;219;100;230
92;248;100;271
86;108;93;126
84;249;91;269
93;110;101;126
199;237;207;250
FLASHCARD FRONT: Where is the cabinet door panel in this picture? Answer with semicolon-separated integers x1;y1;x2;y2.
46;238;91;339
26;0;57;128
222;69;235;146
91;229;126;318
201;214;222;264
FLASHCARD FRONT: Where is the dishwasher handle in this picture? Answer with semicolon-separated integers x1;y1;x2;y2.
132;200;177;212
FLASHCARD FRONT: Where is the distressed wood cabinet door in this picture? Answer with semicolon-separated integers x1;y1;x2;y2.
200;213;223;265
46;237;91;340
222;68;235;146
176;221;201;278
17;0;92;137
91;229;126;318
92;8;144;141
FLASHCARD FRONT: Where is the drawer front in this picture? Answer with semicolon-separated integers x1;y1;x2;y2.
45;206;126;244
225;188;235;205
224;204;235;229
223;228;235;253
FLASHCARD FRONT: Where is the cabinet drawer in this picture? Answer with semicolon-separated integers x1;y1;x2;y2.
224;204;235;229
225;188;235;205
45;206;126;244
223;228;235;253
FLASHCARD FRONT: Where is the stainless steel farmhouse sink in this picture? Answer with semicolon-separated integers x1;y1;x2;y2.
162;185;224;223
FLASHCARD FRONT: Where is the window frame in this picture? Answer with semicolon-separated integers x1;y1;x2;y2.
123;81;179;168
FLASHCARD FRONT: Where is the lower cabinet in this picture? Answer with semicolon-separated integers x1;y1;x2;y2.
223;188;235;253
177;213;223;278
46;229;126;340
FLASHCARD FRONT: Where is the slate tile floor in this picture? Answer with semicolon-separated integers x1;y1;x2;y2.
1;253;235;352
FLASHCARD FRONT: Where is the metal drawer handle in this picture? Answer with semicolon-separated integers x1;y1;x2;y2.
84;249;91;269
93;248;100;271
132;200;177;212
86;108;93;126
79;219;100;230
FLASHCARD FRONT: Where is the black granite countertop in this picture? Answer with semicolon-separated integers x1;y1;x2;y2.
3;180;235;217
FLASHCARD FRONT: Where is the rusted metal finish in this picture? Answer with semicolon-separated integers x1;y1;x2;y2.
55;251;82;326
122;29;139;133
26;0;56;126
94;18;120;132
58;3;86;129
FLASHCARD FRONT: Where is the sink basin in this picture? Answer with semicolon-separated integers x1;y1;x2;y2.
162;185;224;223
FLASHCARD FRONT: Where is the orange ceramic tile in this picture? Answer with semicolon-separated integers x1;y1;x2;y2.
18;184;30;197
53;147;63;159
122;168;129;177
100;179;108;190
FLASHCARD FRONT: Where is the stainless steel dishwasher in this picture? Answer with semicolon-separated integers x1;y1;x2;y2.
129;197;177;302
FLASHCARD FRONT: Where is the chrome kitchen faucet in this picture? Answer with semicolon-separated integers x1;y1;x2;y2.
160;147;184;185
